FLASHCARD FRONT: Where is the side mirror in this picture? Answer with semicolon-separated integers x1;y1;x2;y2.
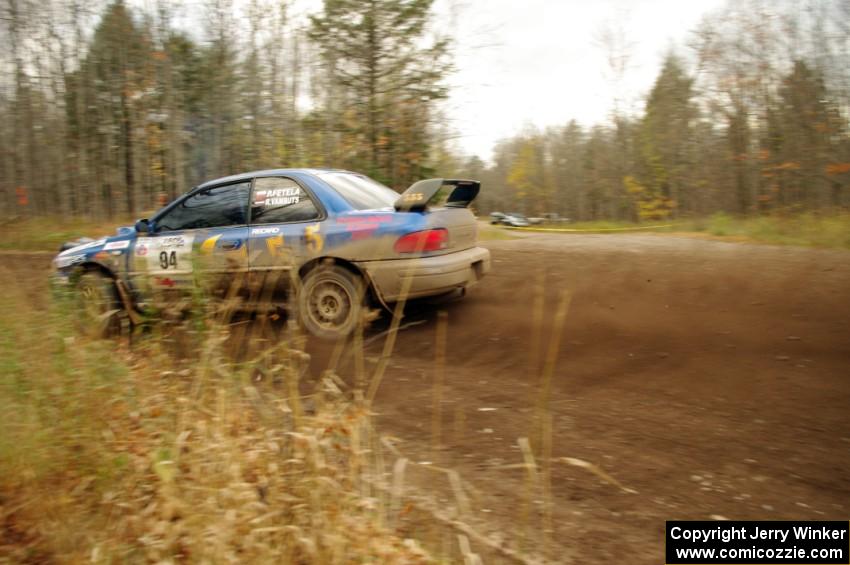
135;219;150;233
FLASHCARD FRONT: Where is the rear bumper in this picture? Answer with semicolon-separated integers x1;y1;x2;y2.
356;246;491;302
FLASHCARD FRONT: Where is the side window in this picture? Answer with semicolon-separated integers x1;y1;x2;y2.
157;182;250;231
250;177;320;225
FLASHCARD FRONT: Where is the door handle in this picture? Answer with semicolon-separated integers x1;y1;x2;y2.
221;240;240;250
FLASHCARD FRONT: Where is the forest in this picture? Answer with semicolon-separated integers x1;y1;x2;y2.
2;0;850;222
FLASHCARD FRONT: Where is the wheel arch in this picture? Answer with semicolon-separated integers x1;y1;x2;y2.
75;262;142;322
78;261;117;280
298;256;388;310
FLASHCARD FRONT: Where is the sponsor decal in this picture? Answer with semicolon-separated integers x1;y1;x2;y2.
54;254;86;269
401;192;426;203
58;238;106;257
251;226;280;235
254;187;300;207
265;234;286;258
337;215;393;240
136;243;148;256
155;276;177;288
305;223;324;253
201;235;242;253
336;215;393;224
158;235;190;249
201;234;222;254
103;240;130;251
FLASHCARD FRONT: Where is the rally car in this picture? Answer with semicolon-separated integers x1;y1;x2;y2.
52;169;491;338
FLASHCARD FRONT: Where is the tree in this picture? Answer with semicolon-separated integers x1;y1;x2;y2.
506;138;544;214
71;1;151;218
549;121;586;219
309;0;450;188
632;54;695;220
772;61;846;209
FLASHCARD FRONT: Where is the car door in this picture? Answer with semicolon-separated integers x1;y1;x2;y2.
246;176;324;297
130;181;251;304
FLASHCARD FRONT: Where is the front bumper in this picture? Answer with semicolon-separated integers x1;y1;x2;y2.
356;246;491;302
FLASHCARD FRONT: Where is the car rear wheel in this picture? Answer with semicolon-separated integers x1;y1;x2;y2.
298;265;365;339
75;270;122;338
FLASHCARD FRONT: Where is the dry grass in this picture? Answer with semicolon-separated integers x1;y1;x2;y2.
475;222;521;241
679;211;850;249
494;210;850;249
0;266;434;563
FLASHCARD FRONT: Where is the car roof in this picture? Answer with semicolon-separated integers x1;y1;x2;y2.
197;168;352;189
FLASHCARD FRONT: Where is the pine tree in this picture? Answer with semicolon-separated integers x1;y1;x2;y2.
775;61;845;209
74;1;151;218
309;0;450;187
633;54;695;220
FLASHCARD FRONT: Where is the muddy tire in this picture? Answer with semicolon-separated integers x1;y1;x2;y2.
75;270;122;338
298;265;365;340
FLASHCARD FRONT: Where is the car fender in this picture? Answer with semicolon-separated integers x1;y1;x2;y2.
54;237;136;301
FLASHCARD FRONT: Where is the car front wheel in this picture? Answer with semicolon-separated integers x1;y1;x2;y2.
298;264;365;339
75;270;122;338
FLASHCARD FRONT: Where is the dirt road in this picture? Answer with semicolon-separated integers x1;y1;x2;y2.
323;232;850;563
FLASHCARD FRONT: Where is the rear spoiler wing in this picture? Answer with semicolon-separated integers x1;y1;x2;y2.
394;178;481;212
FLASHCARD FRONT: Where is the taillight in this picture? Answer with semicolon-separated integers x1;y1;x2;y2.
394;229;449;253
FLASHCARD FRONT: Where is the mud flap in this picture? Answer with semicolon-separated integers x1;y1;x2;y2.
115;279;144;327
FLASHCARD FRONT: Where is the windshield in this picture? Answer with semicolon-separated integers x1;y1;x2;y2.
317;172;399;210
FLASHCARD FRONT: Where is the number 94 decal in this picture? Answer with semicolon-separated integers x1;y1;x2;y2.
159;250;178;269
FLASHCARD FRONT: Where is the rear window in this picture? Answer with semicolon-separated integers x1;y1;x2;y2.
317;172;399;210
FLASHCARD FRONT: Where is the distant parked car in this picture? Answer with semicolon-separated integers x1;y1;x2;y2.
500;213;531;228
540;212;569;223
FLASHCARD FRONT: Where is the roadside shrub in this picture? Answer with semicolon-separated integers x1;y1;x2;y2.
706;212;734;236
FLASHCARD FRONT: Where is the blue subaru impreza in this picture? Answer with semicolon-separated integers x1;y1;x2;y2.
52;169;491;338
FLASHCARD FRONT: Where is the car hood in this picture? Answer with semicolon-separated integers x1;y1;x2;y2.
57;237;107;257
54;231;136;270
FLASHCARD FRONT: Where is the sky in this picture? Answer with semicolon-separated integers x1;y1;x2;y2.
431;0;727;160
166;0;728;161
